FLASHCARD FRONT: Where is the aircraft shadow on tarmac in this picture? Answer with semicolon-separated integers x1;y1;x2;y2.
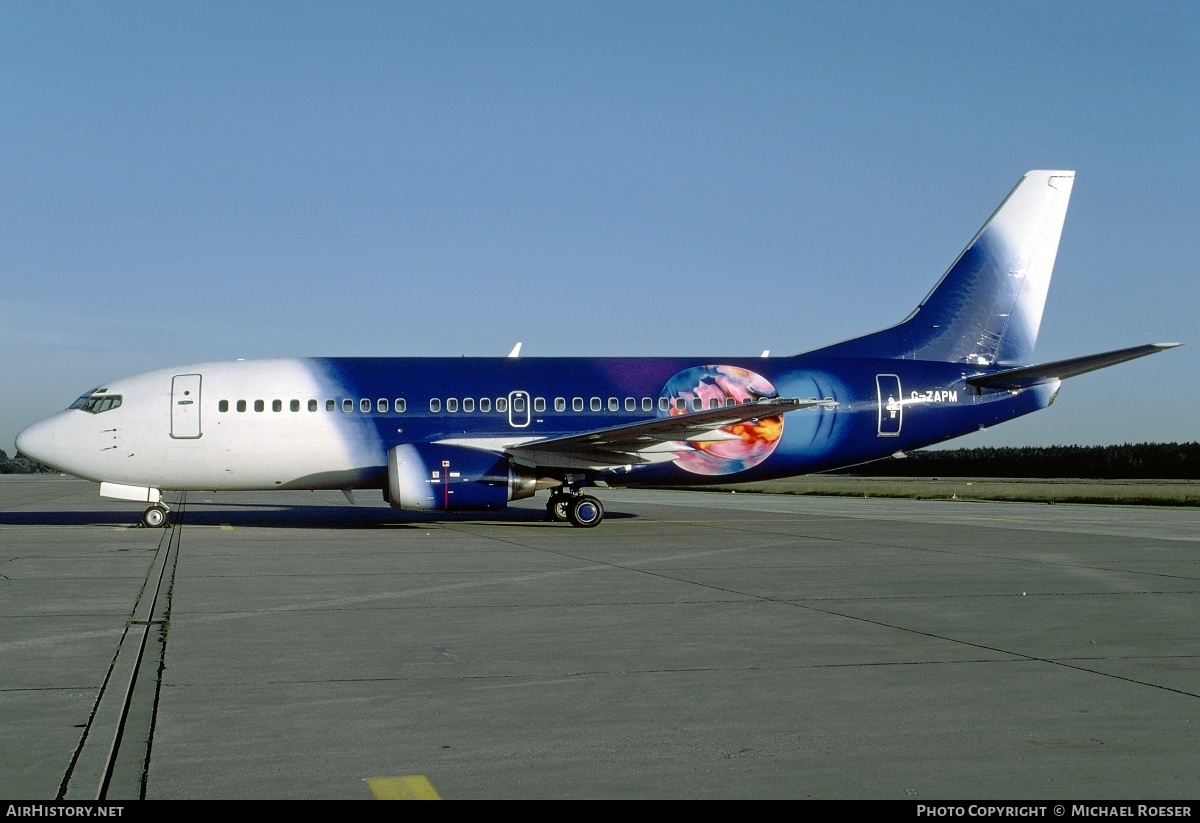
0;503;635;529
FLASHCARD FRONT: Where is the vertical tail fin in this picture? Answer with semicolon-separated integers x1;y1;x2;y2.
808;170;1075;365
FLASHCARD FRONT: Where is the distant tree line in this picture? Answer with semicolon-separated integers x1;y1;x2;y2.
838;442;1200;479
0;449;55;474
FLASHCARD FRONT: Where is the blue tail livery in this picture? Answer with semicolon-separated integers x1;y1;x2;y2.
15;171;1180;528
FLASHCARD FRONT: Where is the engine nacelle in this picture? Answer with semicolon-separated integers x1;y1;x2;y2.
385;444;539;511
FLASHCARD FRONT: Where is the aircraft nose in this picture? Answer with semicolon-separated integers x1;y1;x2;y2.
15;417;58;468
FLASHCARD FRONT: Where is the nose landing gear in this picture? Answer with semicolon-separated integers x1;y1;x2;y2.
140;504;170;528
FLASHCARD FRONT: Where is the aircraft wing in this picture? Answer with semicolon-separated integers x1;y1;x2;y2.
965;343;1181;390
503;397;837;470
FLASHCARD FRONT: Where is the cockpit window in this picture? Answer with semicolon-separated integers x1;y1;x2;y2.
71;394;123;414
69;390;101;410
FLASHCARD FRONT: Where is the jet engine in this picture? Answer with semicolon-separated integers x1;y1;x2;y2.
385;444;540;511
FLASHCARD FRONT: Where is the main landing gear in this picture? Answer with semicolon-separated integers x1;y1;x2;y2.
546;491;605;528
140;503;170;528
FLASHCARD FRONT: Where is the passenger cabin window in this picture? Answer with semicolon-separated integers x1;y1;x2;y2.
659;398;670;412
573;398;584;412
496;398;508;413
360;398;371;412
533;397;545;413
395;398;406;413
219;400;229;413
326;400;335;412
463;398;475;412
343;399;353;412
479;398;491;413
377;398;388;413
554;398;566;412
625;398;636;412
429;399;441;413
272;400;282;412
237;400;247;413
290;400;300;412
607;398;618;411
255;400;265;412
308;400;318;412
446;398;459;413
590;398;601;411
642;398;653;411
512;396;525;413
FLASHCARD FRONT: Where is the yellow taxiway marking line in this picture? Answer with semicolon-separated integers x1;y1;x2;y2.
219;524;234;530
364;775;442;800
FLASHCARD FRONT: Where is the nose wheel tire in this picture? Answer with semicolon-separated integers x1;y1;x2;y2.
141;504;170;528
568;495;604;528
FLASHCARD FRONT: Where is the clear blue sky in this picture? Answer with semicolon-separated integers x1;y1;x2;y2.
3;1;1196;452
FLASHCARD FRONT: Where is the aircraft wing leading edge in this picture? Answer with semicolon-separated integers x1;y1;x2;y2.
503;397;837;470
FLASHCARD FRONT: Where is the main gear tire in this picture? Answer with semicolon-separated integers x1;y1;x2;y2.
546;495;572;522
568;495;604;528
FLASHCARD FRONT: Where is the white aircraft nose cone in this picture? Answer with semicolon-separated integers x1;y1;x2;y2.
15;418;57;467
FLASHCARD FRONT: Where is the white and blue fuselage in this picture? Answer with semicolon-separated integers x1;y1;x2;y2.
14;171;1178;527
17;354;1057;491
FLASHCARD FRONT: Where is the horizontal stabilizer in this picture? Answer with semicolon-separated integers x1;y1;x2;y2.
964;343;1182;390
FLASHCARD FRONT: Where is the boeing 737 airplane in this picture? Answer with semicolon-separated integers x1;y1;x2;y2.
15;170;1179;528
